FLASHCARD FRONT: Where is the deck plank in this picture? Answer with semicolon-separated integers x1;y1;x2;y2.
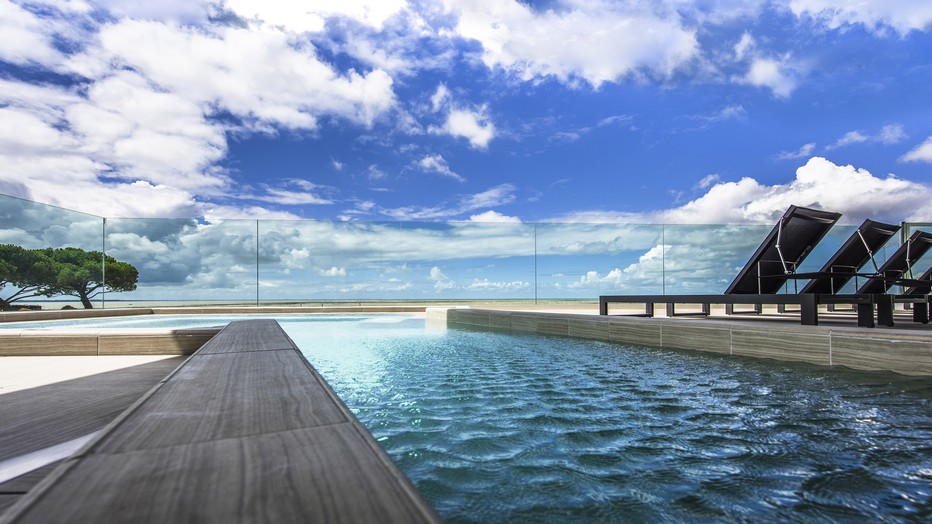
10;425;432;524
196;320;295;354
97;350;348;453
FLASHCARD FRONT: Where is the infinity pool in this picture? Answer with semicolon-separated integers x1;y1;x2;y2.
5;314;932;521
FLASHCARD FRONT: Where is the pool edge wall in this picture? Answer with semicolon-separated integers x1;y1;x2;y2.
435;308;932;377
0;327;222;356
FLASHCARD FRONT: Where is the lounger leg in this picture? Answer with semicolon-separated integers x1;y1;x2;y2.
876;295;894;327
800;294;818;326
857;303;875;328
666;303;675;317
599;298;607;315
645;302;655;317
914;301;929;324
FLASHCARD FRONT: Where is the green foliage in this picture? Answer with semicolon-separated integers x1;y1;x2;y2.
0;245;138;309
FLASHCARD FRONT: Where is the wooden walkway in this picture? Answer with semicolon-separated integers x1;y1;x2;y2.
1;320;440;523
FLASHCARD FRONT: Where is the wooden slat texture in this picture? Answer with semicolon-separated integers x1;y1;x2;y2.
196;319;295;354
98;350;348;453
1;320;440;524
8;426;432;524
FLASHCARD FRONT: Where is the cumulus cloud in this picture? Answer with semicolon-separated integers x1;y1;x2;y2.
730;32;800;98
788;0;932;35
901;136;932;163
469;210;521;223
444;0;698;87
0;4;400;218
556;157;932;224
430;107;496;149
319;266;348;277
0;0;67;66
429;265;454;290
742;57;798;98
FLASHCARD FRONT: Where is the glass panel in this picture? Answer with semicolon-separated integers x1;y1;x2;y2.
0;194;105;309
258;220;408;303
536;223;664;298
661;224;772;295
398;221;536;301
105;217;258;307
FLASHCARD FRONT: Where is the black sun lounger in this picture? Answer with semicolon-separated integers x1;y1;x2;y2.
798;219;900;294
856;230;932;294
599;206;929;327
724;205;842;294
853;230;932;325
600;205;857;326
904;267;932;323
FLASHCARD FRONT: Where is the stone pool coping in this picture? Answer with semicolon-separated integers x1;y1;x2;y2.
2;305;930;374
433;307;932;376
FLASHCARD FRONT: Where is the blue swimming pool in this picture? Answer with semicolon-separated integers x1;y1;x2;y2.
6;314;932;521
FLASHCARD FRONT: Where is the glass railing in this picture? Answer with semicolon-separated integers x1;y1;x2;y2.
0;193;924;309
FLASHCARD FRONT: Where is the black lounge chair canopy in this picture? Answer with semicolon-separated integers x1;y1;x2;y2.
724;205;842;294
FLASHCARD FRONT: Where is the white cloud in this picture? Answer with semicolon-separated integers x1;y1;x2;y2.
556;157;932;224
742;57;797;98
378;184;516;220
444;0;698;87
469;210;521;223
664;157;932;223
319;266;348;277
252;179;333;206
734;32;754;61
466;279;529;291
776;142;816;160
878;124;907;144
788;0;932;35
77;20;397;130
282;248;310;270
417;154;465;182
433;107;496;149
226;0;409;33
828;125;907;150
429;265;454;290
93;0;213;25
901;136;932;163
826;130;868;150
431;84;450;112
696;174;720;189
0;0;67;67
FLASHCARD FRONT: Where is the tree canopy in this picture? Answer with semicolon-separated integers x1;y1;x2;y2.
0;245;137;309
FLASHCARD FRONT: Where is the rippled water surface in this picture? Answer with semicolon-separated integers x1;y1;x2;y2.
284;316;932;523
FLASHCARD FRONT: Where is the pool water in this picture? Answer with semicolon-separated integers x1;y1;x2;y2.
284;316;932;523
6;314;932;521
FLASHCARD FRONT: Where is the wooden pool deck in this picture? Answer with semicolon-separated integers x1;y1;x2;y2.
0;320;440;523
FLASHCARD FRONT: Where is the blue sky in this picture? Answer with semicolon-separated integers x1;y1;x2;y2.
1;0;931;226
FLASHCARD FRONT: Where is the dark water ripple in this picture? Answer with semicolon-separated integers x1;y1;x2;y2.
288;318;932;523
